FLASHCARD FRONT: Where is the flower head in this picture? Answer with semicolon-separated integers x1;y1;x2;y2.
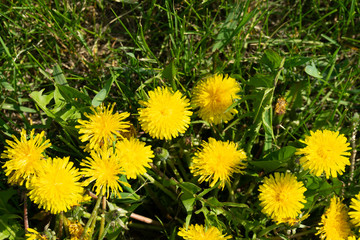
138;87;192;140
258;172;307;224
2;129;51;186
115;138;154;179
28;157;84;214
192;74;240;124
349;192;360;226
81;147;129;198
296;130;351;178
178;224;231;240
316;196;351;240
66;219;90;240
190;138;247;189
76;103;130;150
26;228;48;240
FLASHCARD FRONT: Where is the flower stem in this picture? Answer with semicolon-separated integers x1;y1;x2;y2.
142;173;177;201
98;196;106;240
80;191;104;240
22;191;29;232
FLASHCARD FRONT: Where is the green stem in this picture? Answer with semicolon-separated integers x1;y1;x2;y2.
226;181;235;202
80;191;104;240
98;221;112;240
98;196;106;240
142;173;177;201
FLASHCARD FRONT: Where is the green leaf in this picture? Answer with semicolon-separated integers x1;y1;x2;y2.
284;56;311;68
1;103;36;113
162;61;177;91
92;88;107;107
305;62;323;79
247;74;273;88
262;146;297;162
261;49;282;71
56;84;91;104
53;64;68;85
178;182;201;213
30;89;57;119
92;74;117;107
249;146;296;172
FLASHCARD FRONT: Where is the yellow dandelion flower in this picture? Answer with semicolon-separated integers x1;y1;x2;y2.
349;192;360;226
115;138;154;179
190;138;247;189
316;196;351;240
178;224;231;240
192;74;240;124
2;129;51;186
138;87;192;140
26;228;48;240
347;236;359;240
258;172;307;224
81;147;130;198
66;219;90;240
76;103;130;150
296;130;351;178
28;157;84;214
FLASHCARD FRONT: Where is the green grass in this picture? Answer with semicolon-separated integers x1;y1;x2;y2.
0;0;359;239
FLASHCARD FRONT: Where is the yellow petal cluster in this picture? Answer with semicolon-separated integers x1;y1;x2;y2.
192;74;240;124
81;147;129;198
316;196;351;240
349;192;360;226
28;157;84;214
258;172;307;224
296;130;351;178
76;103;130;150
2;129;51;186
115;138;154;179
138;87;192;140
178;224;231;240
190;138;247;189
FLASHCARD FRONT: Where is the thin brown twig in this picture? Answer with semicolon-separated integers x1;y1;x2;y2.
350;119;358;182
86;190;162;226
23;191;29;232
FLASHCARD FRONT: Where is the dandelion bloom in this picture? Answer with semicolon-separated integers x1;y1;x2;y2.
76;103;130;150
25;228;48;240
348;237;359;240
178;224;231;240
192;74;240;124
81;147;129;198
2;129;51;186
138;87;192;140
296;130;351;178
115;138;154;179
258;172;307;224
349;192;360;226
316;196;351;240
66;219;90;240
28;157;84;214
190;138;247;189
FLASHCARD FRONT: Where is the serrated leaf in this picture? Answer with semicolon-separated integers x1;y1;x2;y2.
30;89;56;119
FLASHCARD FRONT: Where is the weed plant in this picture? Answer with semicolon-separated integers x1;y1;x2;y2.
0;0;359;239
